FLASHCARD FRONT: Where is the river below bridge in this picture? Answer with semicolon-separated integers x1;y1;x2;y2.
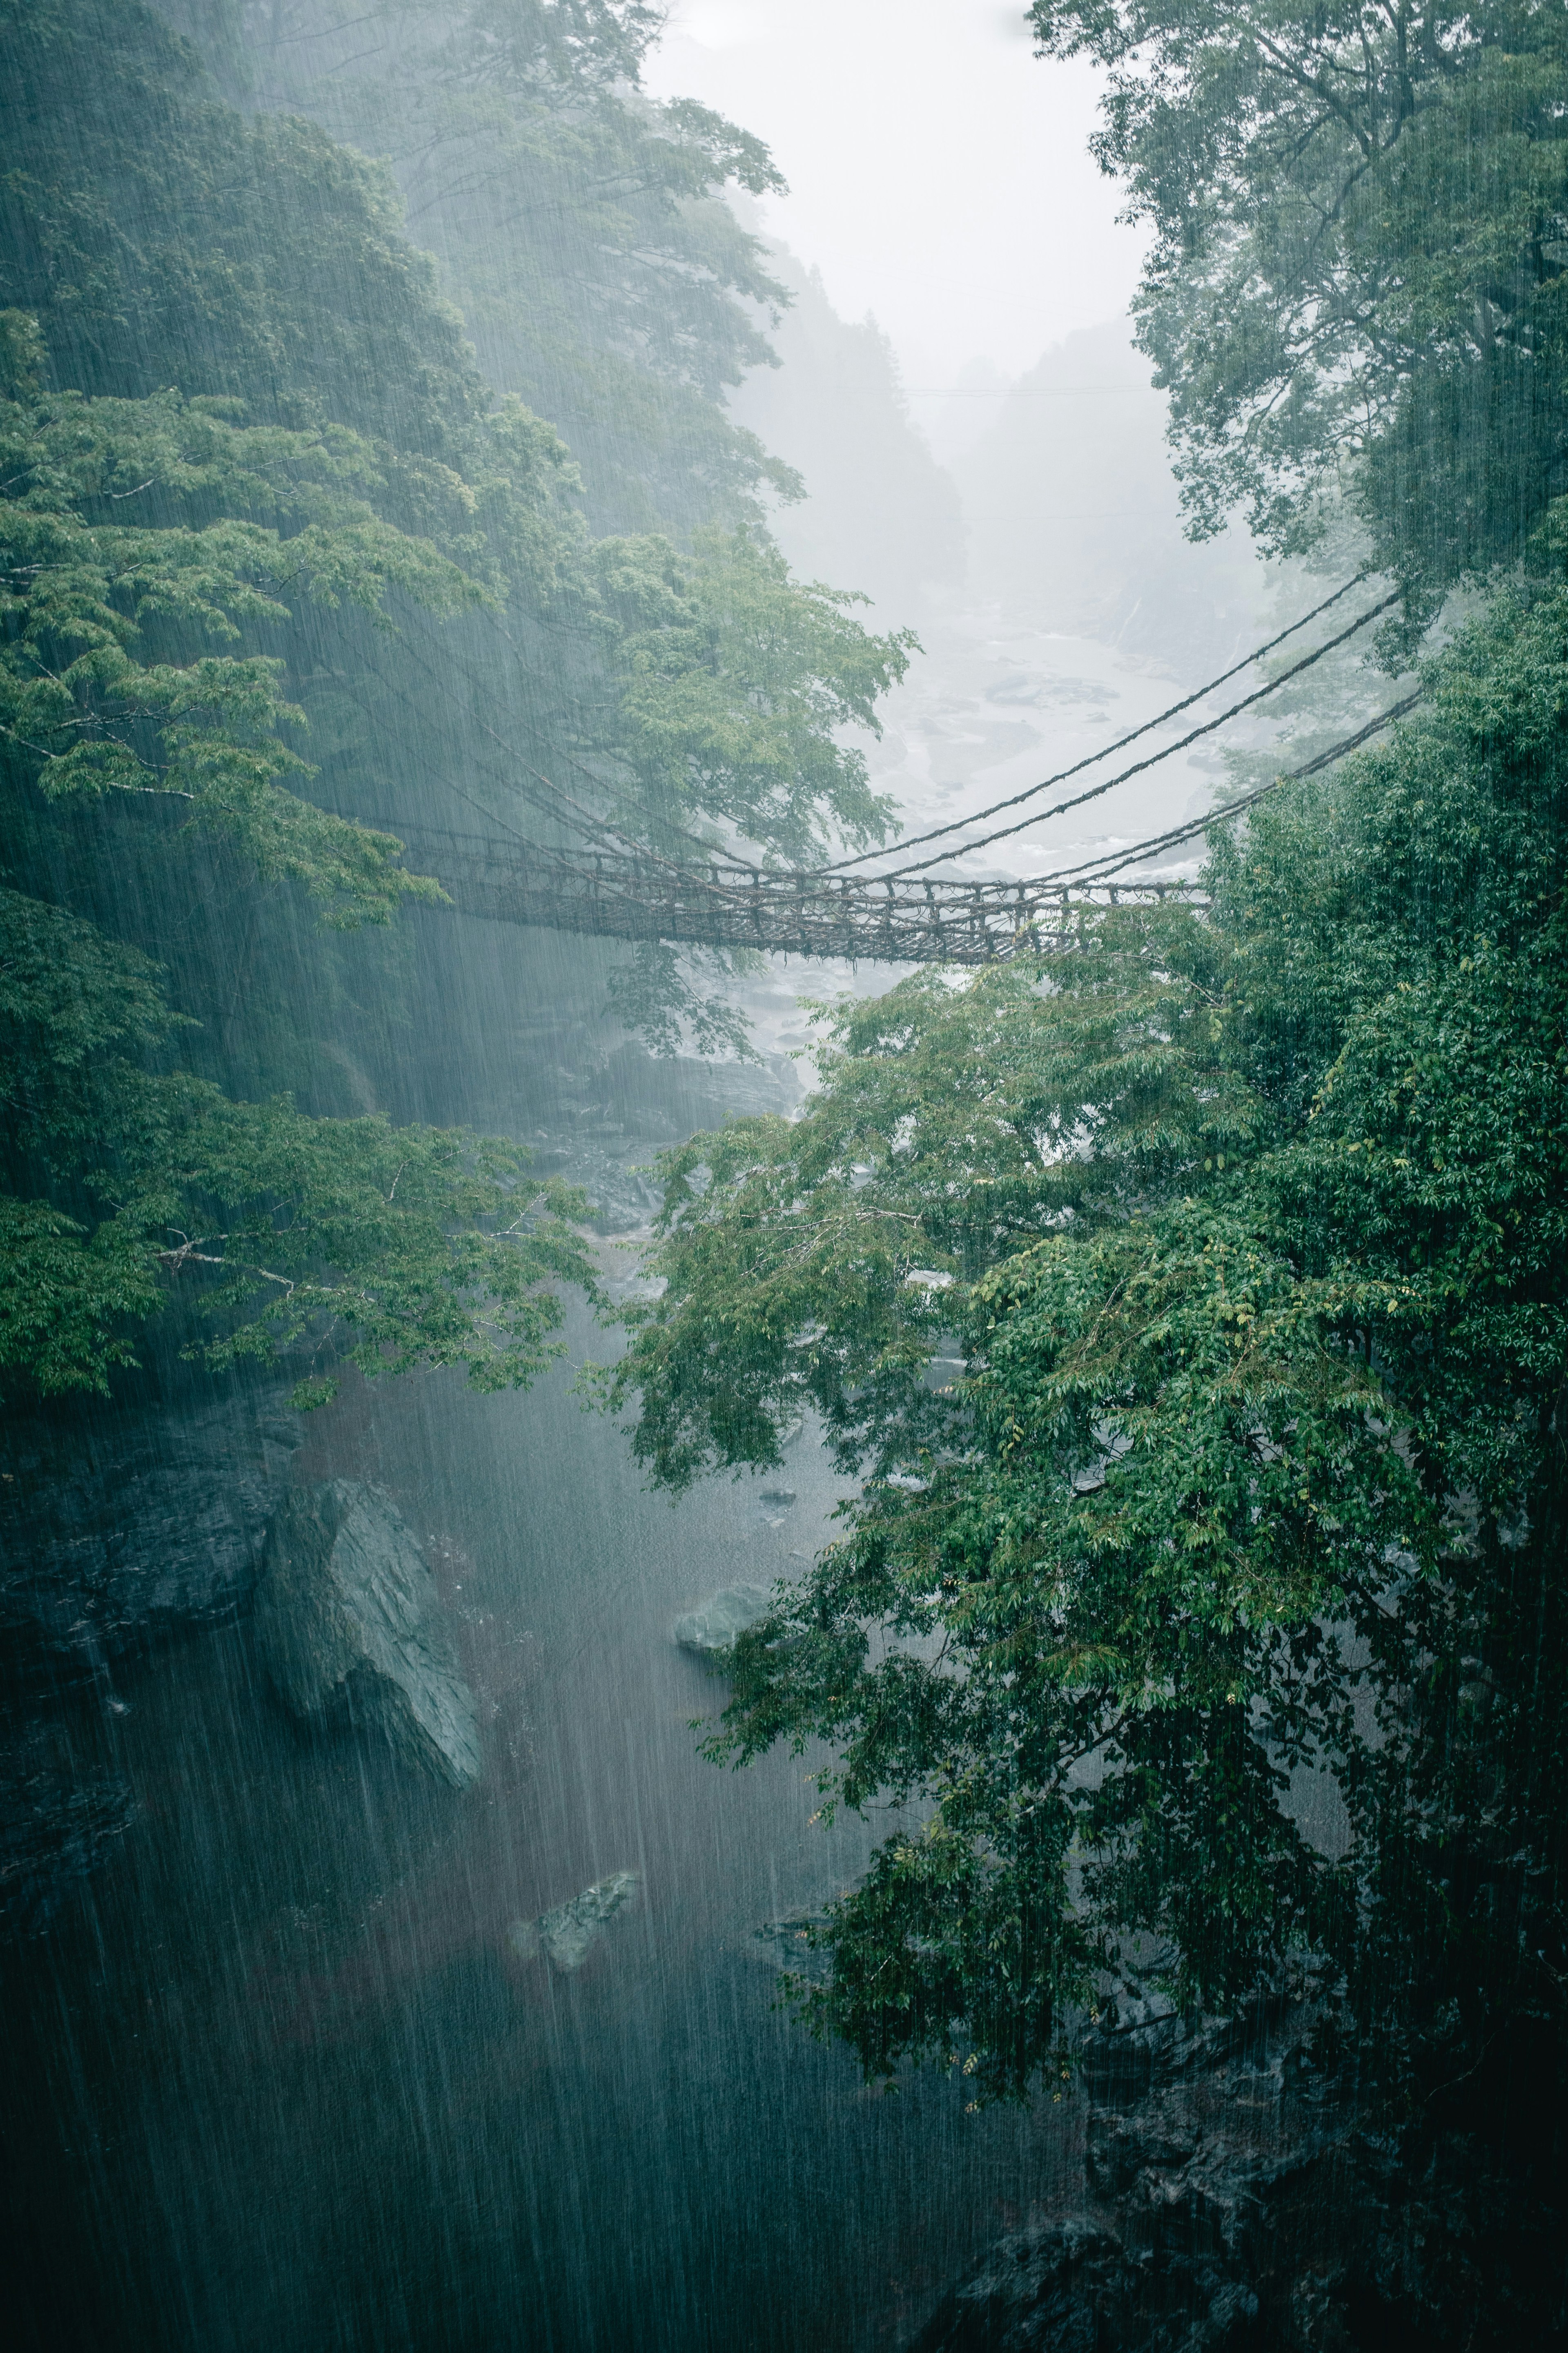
736;595;1242;1061
6;604;1242;2353
9;1309;1084;2353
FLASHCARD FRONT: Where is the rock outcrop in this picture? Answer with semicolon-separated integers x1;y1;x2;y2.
753;1911;834;1987
507;1871;639;1973
0;1749;136;1938
672;1582;771;1656
913;1992;1568;2350
0;1392;301;1660
254;1481;481;1788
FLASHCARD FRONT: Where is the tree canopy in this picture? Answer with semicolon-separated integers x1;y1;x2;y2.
0;0;915;1401
613;579;1568;2101
596;9;1568;2103
166;0;807;536
1029;0;1568;606
0;884;597;1404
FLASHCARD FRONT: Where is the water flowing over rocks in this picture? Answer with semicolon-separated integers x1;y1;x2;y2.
507;1871;639;1973
0;1392;301;1660
254;1481;481;1789
672;1582;772;1655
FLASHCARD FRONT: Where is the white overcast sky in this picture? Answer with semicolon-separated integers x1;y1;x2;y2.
643;0;1147;386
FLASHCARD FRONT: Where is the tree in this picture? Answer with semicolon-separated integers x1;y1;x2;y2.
0;313;498;921
169;0;808;537
586;526;913;859
0;0;918;1071
0;885;597;1403
0;4;922;1392
610;584;1568;2099
0;0;487;455
1028;0;1568;605
0;0;909;881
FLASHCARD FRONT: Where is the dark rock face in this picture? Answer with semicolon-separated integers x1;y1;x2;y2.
0;1743;136;1938
0;1393;301;1660
914;2218;1178;2353
0;1387;300;1933
253;1480;481;1788
913;1998;1568;2351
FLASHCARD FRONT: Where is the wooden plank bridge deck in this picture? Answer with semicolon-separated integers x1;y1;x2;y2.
397;827;1200;966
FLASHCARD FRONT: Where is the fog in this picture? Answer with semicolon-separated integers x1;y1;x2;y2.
3;4;1513;2350
647;0;1145;384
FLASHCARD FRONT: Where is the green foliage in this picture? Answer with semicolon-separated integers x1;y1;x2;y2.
0;0;920;1074
0;357;499;920
0;0;927;1416
602;943;762;1065
0;885;597;1402
614;582;1568;2098
588;528;913;857
617;920;1256;1492
1028;0;1568;602
0;326;904;914
0;0;486;451
209;0;804;534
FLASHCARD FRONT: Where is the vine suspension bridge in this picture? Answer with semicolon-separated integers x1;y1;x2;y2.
388;582;1416;968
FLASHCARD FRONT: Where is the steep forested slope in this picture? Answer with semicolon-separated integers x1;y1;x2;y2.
607;4;1568;2234
726;239;966;621
159;0;808;537
0;0;911;1407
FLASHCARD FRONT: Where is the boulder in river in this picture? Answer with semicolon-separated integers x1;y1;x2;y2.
254;1481;481;1788
672;1582;772;1656
507;1870;639;1973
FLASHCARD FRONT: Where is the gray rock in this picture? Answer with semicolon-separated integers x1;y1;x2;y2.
254;1481;481;1788
672;1582;772;1655
507;1870;639;1973
0;1393;301;1659
913;2219;1134;2353
912;1972;1568;2351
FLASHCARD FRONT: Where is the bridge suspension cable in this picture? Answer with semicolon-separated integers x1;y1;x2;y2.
384;685;1420;968
858;590;1401;880
377;565;1402;902
352;570;1421;963
816;571;1379;873
1031;689;1424;888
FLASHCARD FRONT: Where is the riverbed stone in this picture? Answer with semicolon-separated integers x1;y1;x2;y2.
672;1582;772;1655
254;1481;481;1788
507;1870;639;1973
